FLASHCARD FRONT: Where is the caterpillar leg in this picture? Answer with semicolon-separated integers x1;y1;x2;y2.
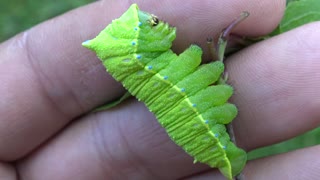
216;11;249;85
217;11;250;62
207;11;249;64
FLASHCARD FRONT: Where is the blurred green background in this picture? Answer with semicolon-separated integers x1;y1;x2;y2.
0;0;319;160
0;0;94;42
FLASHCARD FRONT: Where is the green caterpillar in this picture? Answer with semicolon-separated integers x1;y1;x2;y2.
83;4;246;179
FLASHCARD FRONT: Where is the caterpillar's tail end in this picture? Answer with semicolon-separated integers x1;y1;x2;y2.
217;142;247;180
223;142;247;179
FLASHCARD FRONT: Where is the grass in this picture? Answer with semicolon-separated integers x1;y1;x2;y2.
248;127;320;160
1;0;319;160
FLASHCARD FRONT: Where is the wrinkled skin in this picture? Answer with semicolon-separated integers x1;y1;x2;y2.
1;0;320;179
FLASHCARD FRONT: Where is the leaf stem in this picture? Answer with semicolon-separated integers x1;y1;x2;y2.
217;11;249;62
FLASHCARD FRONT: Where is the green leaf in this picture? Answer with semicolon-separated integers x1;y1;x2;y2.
272;0;320;35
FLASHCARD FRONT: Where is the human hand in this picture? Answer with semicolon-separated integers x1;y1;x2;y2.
1;0;320;179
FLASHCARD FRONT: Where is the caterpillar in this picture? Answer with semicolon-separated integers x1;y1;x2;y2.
83;4;247;180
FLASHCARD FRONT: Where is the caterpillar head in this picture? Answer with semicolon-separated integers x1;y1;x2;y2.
82;4;176;60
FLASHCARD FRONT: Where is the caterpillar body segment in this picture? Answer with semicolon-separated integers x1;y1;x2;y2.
83;4;247;179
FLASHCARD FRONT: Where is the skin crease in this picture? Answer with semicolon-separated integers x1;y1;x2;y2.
1;0;320;179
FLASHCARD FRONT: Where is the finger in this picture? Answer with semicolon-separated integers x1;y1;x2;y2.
0;0;285;161
0;162;16;180
185;145;320;180
0;1;127;161
135;0;286;58
245;146;320;179
226;22;320;150
17;100;208;180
